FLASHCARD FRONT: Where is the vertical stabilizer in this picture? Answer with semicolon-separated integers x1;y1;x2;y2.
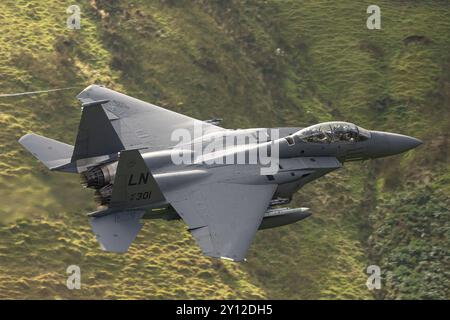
71;100;124;161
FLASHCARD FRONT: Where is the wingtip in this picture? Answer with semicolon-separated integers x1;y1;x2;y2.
220;256;247;262
220;256;236;262
76;84;105;101
18;132;34;144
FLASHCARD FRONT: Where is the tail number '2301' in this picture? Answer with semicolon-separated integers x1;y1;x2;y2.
128;173;151;201
130;191;151;201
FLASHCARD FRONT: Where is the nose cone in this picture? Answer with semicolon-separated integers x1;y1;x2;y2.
387;133;422;153
369;131;422;158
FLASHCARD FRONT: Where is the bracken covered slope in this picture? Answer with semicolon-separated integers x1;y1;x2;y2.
0;0;448;299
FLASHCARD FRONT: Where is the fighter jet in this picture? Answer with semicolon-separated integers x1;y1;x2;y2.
18;85;422;261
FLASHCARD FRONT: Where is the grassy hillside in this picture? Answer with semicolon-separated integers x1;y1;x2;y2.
0;0;448;299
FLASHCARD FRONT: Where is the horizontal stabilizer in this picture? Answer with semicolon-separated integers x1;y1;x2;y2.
90;210;145;253
18;133;75;172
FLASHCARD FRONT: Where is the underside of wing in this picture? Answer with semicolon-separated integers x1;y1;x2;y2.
76;85;224;152
164;182;277;261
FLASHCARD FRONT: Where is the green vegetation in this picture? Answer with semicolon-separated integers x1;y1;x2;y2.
369;171;450;299
0;0;448;299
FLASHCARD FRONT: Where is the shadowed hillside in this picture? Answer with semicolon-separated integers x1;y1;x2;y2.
0;0;448;299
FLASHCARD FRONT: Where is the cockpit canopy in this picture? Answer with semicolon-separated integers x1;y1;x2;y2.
287;122;371;144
